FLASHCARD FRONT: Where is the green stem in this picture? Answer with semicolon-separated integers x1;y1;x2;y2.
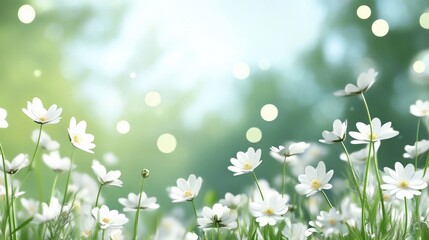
0;143;13;240
101;229;105;240
415;119;421;168
10;183;17;240
423;152;429;178
132;177;145;240
372;149;387;226
49;173;59;202
26;124;43;173
191;199;198;219
94;184;103;208
404;198;408;239
61;148;75;213
282;156;287;197
341;142;362;202
321;190;333;209
251;171;264;201
217;225;221;240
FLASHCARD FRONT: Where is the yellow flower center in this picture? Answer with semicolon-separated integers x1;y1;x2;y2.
328;217;336;225
311;179;322;190
102;217;110;224
399;180;408;189
73;134;81;144
183;190;193;198
383;193;391;202
243;162;253;170
264;208;274;216
369;133;378;141
39;116;47;122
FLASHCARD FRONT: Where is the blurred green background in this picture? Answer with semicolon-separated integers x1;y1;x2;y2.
1;0;429;215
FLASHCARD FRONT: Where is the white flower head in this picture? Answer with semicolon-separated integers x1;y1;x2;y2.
197;203;237;230
43;151;73;173
410;100;429;118
270;142;310;159
282;219;312;240
33;197;61;224
168;174;203;202
92;160;122;187
349;118;399;144
319;119;347;144
295;161;334;197
91;205;129;229
22;97;62;125
228;147;262;176
0;153;29;174
381;162;427;199
403;139;429;159
68;117;95;153
32;129;60;151
310;208;348;237
0;108;8;128
118;192;159;212
249;193;288;227
219;192;247;209
19;198;39;219
334;68;378;96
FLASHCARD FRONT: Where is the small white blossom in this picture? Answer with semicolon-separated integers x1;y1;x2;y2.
197;203;237;230
249;193;288;227
109;229;125;240
219;192;247;209
168;174;203;202
410;99;429;118
32;129;60;151
184;232;198;240
403;139;429;159
228;147;262;176
319;119;347;144
118;192;159;212
310;208;348;237
282;219;312;240
92;160;122;187
295;161;333;197
91;205;128;229
22;97;62;125
334;68;378;96
43;151;73;173
19;198;39;219
381;162;427;199
68;117;95;153
270;142;310;158
0;108;8;128
33;197;62;224
349;118;399;144
0;153;29;174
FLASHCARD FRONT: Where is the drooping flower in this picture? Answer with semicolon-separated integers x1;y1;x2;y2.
410;99;429;118
319;119;347;144
22;97;62;125
228;147;262;176
309;208;348;237
197;203;237;230
295;161;334;197
249;193;288;227
33;197;62;224
349;118;399;144
403;139;429;159
92;160;122;187
270;142;310;159
68;117;95;153
334;68;378;97
32;129;60;151
118;192;159;212
381;162;427;199
0;108;8;128
91;205;128;229
43;151;73;173
168;174;203;202
0;153;29;174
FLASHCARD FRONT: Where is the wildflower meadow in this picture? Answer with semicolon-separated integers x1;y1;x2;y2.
1;69;429;240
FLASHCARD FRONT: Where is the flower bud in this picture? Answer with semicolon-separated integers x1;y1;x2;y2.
141;169;150;178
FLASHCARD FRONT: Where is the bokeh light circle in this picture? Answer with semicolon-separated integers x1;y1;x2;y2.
233;62;250;80
145;91;161;107
157;133;177;153
371;19;389;37
116;120;130;134
260;104;278;122
18;5;36;24
246;127;262;143
420;12;429;29
356;5;371;20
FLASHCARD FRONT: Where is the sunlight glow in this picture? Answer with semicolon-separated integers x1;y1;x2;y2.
246;127;262;143
233;62;250;80
145;91;161;107
413;61;426;74
372;19;389;37
33;69;42;78
260;104;278;122
356;5;371;20
18;5;36;24
129;72;137;79
116;120;130;134
157;133;177;154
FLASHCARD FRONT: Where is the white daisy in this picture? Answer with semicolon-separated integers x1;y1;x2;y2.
168;174;203;202
22;97;62;125
0;108;8;128
349;118;399;144
403;139;429;159
295;161;334;197
319;119;347;144
228;147;262;176
118;192;159;212
43;151;73;173
381;162;427;199
334;68;378;96
219;192;247;209
309;208;348;237
91;205;128;229
92;160;122;187
410;99;429;118
0;153;29;174
68;117;95;153
249;193;288;227
197;203;237;230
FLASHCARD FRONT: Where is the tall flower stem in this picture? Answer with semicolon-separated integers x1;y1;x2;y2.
10;183;17;240
217;225;221;240
404;198;408;239
94;184;103;208
415;119;421;168
251;171;264;201
61;147;75;213
321;190;333;209
340;142;362;202
0;143;13;240
191;199;198;218
132;176;146;240
282;156;287;197
28;124;43;172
